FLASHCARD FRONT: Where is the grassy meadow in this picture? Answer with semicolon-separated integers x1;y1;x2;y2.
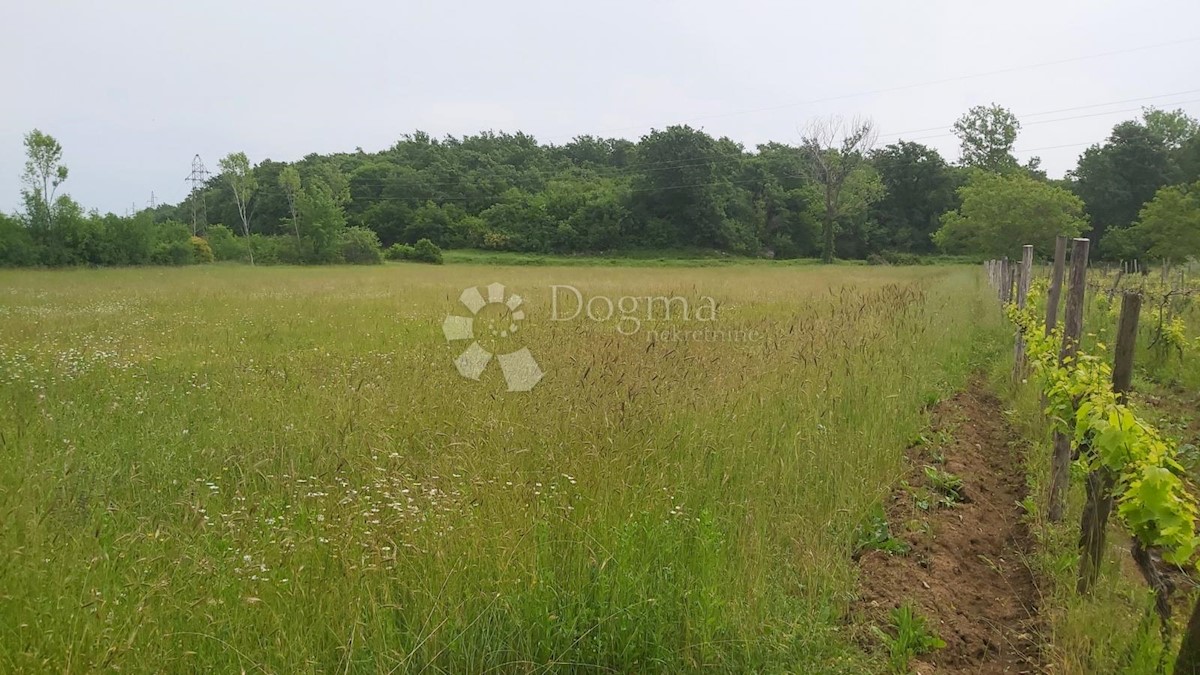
0;263;1004;672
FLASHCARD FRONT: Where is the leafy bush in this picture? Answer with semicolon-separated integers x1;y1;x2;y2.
0;213;37;266
151;239;194;265
205;225;247;262
482;231;511;251
149;221;195;266
339;226;383;264
411;238;443;264
384;238;444;264
869;251;927;266
190;236;214;263
385;243;415;261
248;234;303;265
882;251;923;266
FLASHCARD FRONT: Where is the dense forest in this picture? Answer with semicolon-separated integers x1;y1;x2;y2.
3;104;1199;267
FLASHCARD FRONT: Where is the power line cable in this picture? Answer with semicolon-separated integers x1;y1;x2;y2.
898;97;1200;144
537;36;1200;142
877;88;1200;139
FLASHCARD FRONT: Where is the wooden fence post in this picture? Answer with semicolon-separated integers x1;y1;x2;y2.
998;258;1008;303
1077;291;1140;593
1045;235;1067;335
1049;237;1090;523
1014;245;1034;379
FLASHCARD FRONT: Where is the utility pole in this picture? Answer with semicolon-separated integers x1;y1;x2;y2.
185;154;209;235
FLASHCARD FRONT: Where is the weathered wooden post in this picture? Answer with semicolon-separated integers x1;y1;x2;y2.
1045;235;1067;335
1049;237;1090;523
1013;245;1034;379
1077;291;1139;593
999;258;1009;302
1111;292;1139;399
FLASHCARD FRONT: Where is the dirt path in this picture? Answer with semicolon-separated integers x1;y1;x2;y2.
856;380;1043;673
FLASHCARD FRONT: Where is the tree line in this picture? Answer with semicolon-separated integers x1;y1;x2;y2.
3;104;1199;267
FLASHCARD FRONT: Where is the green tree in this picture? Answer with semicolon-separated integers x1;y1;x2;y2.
830;165;885;258
100;211;155;265
35;196;93;265
296;167;349;263
403;199;458;247
869;141;961;253
480;189;554;252
0;212;37;266
1142;107;1199;152
218;152;259;264
801;116;877;262
278;165;302;244
1179;134;1200;185
1122;182;1200;264
743;143;819;258
952;104;1020;173
629;125;740;249
20;129;69;230
934;172;1086;256
1071;121;1171;244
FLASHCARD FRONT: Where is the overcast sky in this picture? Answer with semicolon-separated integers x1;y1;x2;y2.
2;0;1198;215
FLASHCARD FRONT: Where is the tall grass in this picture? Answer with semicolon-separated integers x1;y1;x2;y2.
0;264;1000;672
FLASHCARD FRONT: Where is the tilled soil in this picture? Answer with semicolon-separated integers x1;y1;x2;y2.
856;381;1044;674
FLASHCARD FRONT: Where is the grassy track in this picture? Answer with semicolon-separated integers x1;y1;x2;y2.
0;264;1001;672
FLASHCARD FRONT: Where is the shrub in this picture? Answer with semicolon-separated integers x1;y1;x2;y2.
248;234;303;265
190;236;214;263
205;225;247;262
411;238;444;264
482;231;511;251
385;243;416;261
384;239;444;264
869;251;928;266
0;214;38;266
882;251;923;266
150;221;195;266
150;239;194;265
339;226;383;264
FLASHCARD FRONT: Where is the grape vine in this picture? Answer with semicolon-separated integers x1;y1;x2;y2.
1008;299;1200;565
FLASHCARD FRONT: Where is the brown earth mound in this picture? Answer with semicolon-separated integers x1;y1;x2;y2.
856;381;1044;674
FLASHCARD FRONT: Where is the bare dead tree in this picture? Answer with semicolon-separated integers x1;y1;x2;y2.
801;116;877;263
